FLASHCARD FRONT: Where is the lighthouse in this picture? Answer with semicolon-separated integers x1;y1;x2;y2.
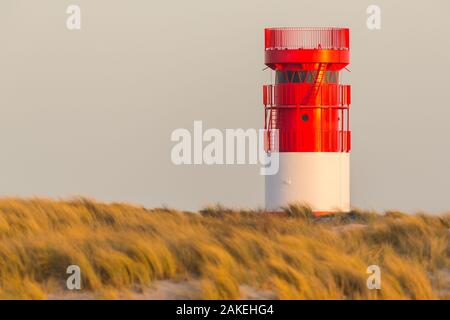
263;27;351;215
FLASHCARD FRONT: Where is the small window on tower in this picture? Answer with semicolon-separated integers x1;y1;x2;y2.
298;71;307;82
275;71;287;83
301;114;309;122
292;72;300;83
306;71;315;83
324;71;339;83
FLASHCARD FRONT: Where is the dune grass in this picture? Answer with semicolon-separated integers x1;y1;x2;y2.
0;198;448;299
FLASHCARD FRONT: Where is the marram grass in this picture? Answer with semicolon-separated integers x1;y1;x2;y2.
0;198;448;299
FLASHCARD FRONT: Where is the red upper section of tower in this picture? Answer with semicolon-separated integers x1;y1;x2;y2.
263;27;351;153
264;28;350;71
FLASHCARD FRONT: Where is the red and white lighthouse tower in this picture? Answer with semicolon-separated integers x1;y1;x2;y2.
263;27;351;215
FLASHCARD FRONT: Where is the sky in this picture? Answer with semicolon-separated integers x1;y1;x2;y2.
0;0;449;213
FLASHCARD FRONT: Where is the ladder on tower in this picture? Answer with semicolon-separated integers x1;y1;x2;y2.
267;108;278;151
305;63;327;105
263;106;278;152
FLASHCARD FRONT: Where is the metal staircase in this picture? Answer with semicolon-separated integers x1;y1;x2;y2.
305;63;327;105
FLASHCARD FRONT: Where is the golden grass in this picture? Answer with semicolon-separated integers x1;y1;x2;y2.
0;198;448;299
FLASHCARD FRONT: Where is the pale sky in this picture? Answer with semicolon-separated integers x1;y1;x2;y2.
0;0;449;213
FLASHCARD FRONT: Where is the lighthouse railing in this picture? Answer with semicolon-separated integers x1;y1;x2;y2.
265;27;349;51
264;128;351;153
263;83;351;107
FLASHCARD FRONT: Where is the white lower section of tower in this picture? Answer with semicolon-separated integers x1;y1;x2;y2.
265;152;350;213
